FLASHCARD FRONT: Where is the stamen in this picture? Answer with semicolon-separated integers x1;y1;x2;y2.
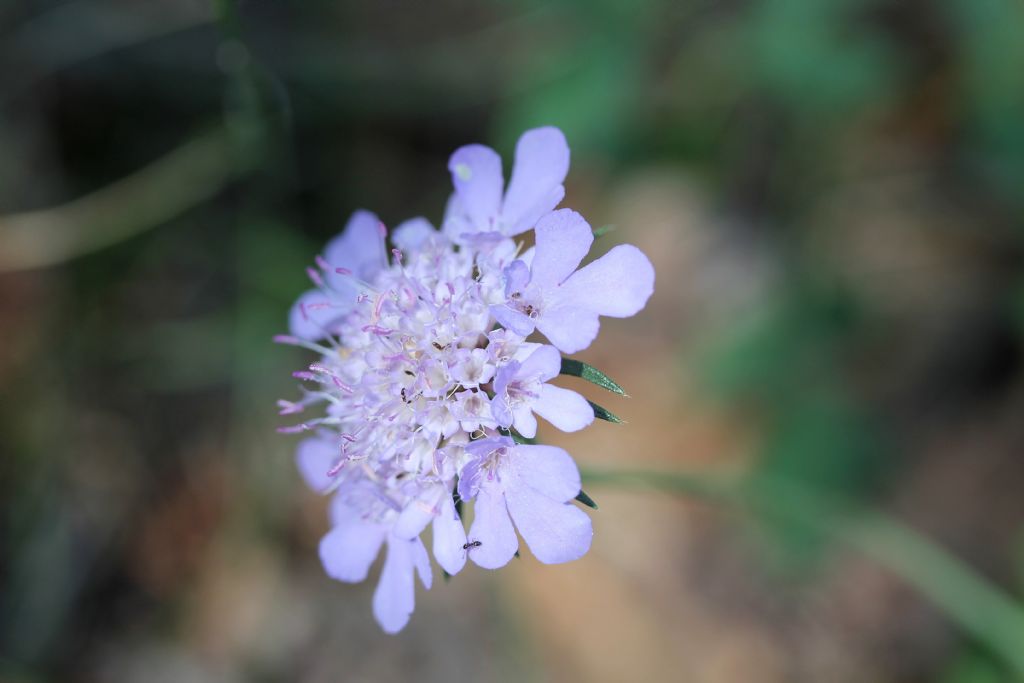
277;423;312;434
306;267;324;288
305;302;339;312
273;335;334;355
332;376;355;393
308;363;355;393
277;400;305;415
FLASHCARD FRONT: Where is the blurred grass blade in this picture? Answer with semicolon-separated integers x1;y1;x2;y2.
592;224;617;238
0;127;245;272
588;400;623;423
580;467;1024;678
3;0;214;100
561;358;627;396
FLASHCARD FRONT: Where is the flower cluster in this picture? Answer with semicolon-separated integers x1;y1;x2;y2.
278;127;654;633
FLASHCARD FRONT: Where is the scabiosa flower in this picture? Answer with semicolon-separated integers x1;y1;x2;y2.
279;127;655;633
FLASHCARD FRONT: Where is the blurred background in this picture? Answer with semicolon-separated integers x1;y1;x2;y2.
2;0;1024;681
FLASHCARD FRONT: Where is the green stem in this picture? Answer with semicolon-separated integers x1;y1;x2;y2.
581;467;1024;677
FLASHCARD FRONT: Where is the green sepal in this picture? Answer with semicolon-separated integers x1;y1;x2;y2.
509;431;537;445
443;570;452;583
575;489;599;509
560;358;627;396
593;224;617;238
588;400;623;423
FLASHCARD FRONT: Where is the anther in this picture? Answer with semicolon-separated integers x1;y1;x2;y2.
276;423;311;434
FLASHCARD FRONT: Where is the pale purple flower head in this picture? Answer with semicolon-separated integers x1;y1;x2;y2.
278;127;654;633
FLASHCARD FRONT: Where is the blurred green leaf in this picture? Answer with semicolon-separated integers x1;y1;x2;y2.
497;37;639;156
747;0;899;119
949;0;1024;201
702;288;858;402
940;651;1008;683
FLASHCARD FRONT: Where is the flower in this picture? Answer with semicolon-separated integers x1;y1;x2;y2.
490;208;656;354
444;126;569;242
458;437;593;569
491;344;593;438
280;127;654;633
287;210;387;341
318;487;433;634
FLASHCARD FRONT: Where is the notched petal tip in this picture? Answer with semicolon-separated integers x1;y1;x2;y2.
448;144;504;230
500;128;570;235
506;486;593;565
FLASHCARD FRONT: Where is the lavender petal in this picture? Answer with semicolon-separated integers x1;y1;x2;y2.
554;244;655;318
510;444;582;502
467;486;518;570
501;127;570;236
324;209;388;285
432;493;468;575
318;517;386;583
532;384;595;433
295;436;338;493
372;536;417;634
448;144;503;231
506;483;593;564
530;209;593;289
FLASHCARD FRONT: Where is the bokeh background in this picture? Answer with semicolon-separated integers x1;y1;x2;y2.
3;0;1024;681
